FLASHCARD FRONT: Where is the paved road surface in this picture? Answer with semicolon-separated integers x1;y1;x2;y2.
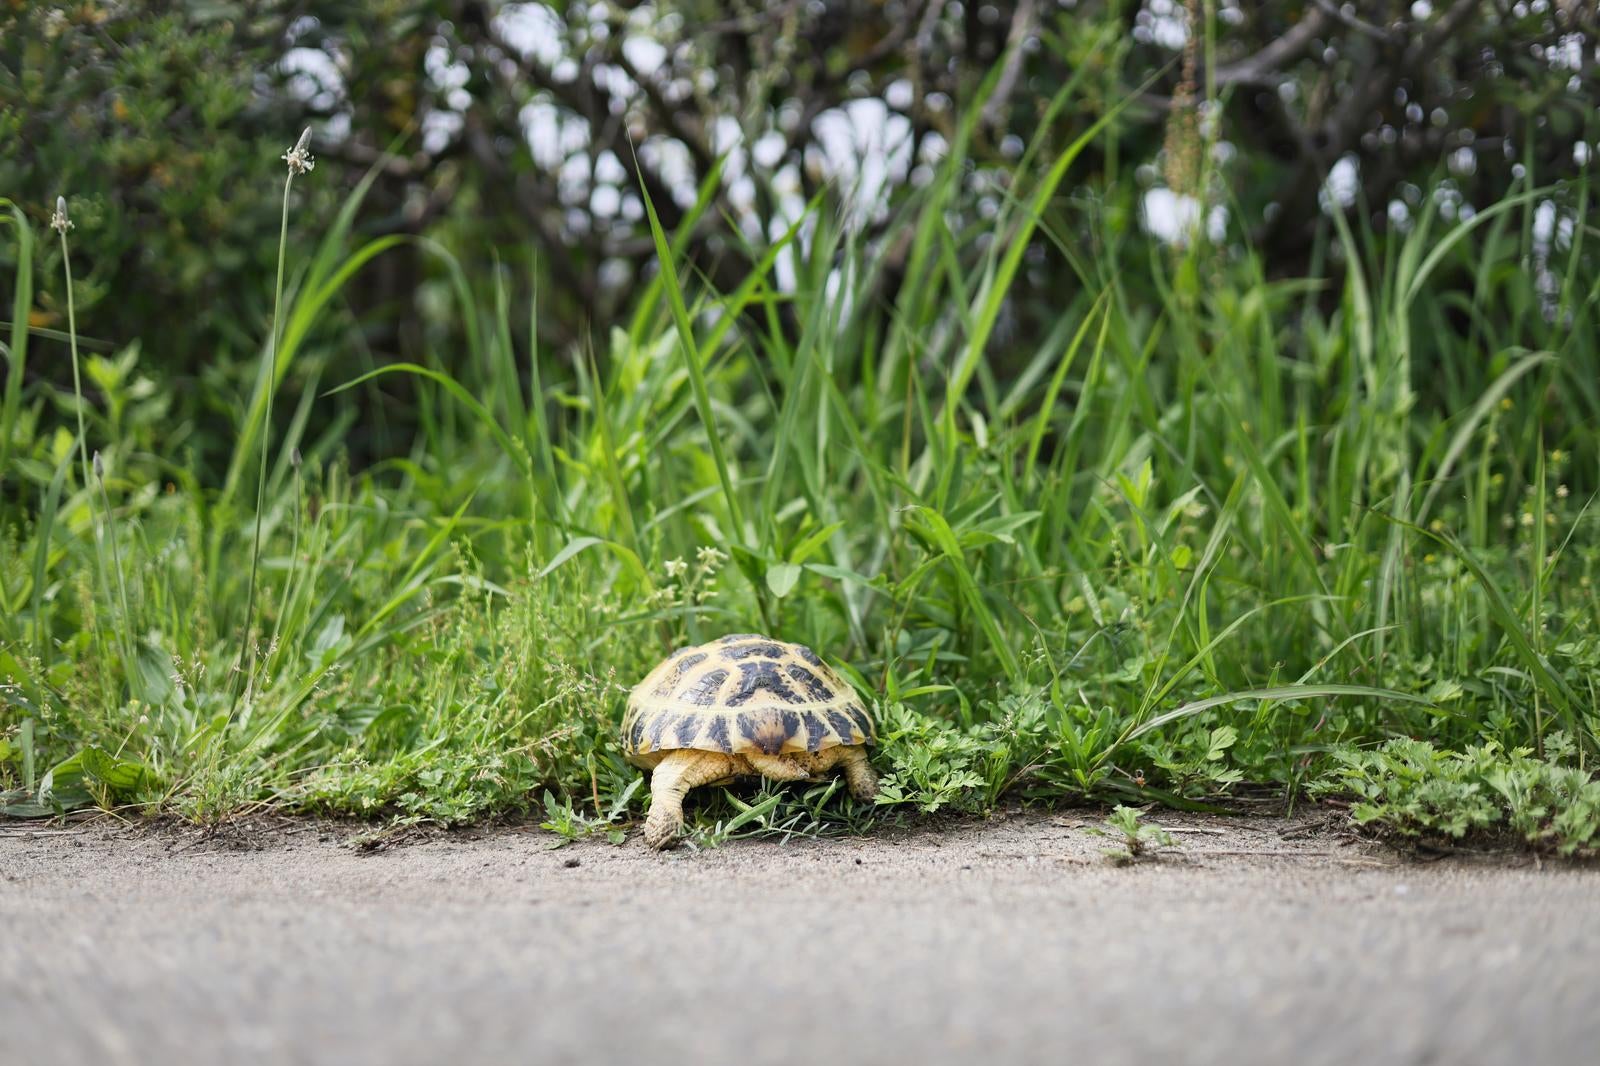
3;813;1596;1065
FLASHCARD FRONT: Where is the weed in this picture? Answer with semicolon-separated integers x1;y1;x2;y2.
1313;739;1600;856
541;779;641;848
873;703;991;815
1088;805;1178;865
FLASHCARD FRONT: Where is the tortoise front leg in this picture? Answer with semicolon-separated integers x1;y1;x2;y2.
642;750;737;850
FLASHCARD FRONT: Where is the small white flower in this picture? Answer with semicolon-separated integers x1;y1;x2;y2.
282;128;316;175
663;557;687;579
695;545;726;570
1556;484;1569;499
50;196;73;235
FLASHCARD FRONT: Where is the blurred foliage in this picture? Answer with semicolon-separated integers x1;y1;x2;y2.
3;0;1598;477
4;4;327;357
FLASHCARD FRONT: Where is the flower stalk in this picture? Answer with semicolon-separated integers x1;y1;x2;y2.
236;129;314;708
56;197;128;680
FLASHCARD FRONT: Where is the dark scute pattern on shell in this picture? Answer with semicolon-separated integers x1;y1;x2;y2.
654;653;705;696
847;704;874;738
647;712;671;749
826;709;858;741
706;716;732;752
794;645;824;667
674;715;702;746
785;665;833;702
628;712;647;751
726;660;803;706
801;712;829;752
738;710;798;754
679;667;728;706
719;633;765;643
722;641;787;660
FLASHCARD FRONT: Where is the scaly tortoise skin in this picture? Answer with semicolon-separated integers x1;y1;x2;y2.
623;633;878;849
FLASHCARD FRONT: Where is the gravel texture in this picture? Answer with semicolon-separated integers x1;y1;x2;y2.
3;811;1596;1065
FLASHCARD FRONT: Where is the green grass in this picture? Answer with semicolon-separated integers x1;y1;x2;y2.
2;108;1599;853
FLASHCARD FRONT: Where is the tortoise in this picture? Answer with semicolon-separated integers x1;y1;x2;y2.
622;633;878;849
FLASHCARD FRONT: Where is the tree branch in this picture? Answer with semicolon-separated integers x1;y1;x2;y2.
981;0;1038;130
1215;7;1331;86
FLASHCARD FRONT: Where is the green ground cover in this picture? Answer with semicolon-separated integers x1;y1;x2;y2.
3;106;1598;853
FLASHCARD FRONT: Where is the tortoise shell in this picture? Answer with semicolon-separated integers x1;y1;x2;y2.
621;634;876;763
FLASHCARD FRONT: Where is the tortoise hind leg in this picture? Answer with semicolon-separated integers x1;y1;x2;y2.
643;750;738;850
748;749;878;802
834;746;878;802
745;753;815;783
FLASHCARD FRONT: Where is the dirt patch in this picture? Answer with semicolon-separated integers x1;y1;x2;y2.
0;800;1553;867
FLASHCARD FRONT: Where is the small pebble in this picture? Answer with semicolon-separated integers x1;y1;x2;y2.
563;856;581;869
